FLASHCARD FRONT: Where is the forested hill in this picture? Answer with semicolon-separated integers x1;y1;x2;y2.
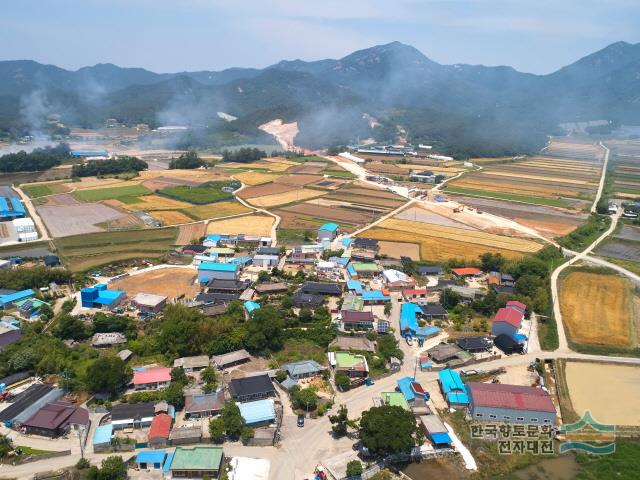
1;41;639;157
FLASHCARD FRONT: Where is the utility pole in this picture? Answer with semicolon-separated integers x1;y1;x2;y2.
78;424;85;460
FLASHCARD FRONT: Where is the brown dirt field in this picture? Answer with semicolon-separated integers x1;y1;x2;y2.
361;228;527;262
238;183;296;199
40;194;82;206
110;267;199;300
274;174;324;186
378;241;420;260
485;171;594;185
511;218;577;236
325;193;404;208
366;162;405;174
281;203;372;224
474;173;595;192
247;189;326;208
275;211;324;230
186;201;251;221
207;214;274;236
101;214;143;230
233;171;282;186
151;210;194;225
560;271;635;346
565;362;640;426
177;223;206;245
340;187;403;200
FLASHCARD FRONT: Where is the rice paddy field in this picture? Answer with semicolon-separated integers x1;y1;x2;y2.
54;227;178;271
595;225;640;274
22;181;72;198
233;171;282;185
73;184;151;202
158;181;237;204
559;269;637;347
176;222;206;245
606;140;640;199
247;188;326;208
206;214;274;236
150;210;194;225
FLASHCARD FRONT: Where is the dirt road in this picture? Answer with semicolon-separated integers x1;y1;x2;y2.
233;181;281;245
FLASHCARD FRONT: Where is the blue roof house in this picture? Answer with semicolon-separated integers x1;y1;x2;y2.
400;303;440;339
92;424;113;452
318;223;340;241
244;301;260;315
359;290;390;305
438;369;469;407
80;284;125;310
136;450;166;470
197;262;240;282
0;289;35;309
238;399;276;426
397;376;430;403
346;280;363;292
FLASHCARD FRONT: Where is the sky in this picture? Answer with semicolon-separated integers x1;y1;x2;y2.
1;0;639;74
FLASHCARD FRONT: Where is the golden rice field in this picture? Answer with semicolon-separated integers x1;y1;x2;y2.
118;194;192;211
247;189;326;207
486;171;594;185
207;214;274;236
151;210;194;225
361;228;528;262
233;171;282;185
451;179;580;198
186;201;251;220
378;218;543;252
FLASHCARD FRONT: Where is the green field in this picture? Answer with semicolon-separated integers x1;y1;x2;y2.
323;169;356;179
55;228;178;271
74;184;151;202
444;186;570;207
158;181;238;204
22;184;55;197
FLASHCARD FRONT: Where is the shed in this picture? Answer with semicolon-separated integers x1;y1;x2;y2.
238;399;276;426
136;450;166;470
148;413;172;448
168;447;224;479
419;415;452;448
173;355;210;372
185;391;226;419
93;424;113;452
212;349;251;369
438;369;469;407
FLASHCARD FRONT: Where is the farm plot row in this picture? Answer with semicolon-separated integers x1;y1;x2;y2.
544;140;605;162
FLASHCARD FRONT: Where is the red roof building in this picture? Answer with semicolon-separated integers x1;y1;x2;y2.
493;308;524;328
148;413;172;447
467;382;556;424
452;267;482;277
506;300;527;313
133;368;172;390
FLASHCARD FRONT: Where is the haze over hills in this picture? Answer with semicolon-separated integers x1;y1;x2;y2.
1;41;639;157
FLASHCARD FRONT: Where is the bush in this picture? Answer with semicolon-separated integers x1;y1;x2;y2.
240;427;255;445
346;460;363;478
334;371;350;391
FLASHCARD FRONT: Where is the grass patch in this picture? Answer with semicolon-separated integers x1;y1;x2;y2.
16;446;52;455
600;256;640;276
158;181;239;204
273;339;327;365
74;184;150;202
573;440;640;479
539;315;559;351
117;195;145;205
22;184;54;197
323;169;356;179
444;186;570;207
277;228;312;244
558;214;611;251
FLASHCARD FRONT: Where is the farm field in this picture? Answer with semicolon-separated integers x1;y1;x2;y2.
22;182;71;198
74;184;151;202
207;214;274;236
274;174;324;186
233;171;282;185
559;270;636;347
606;142;640;198
395;206;475;230
563;362;640;426
158;181;237;204
544;138;605;162
54;227;178;271
176;222;206;245
150;210;194;225
185;201;251;221
37;203;127;237
377;241;420;260
0;166;72;186
110;267;199;300
114;194;192;211
247;189;325;207
238;182;296;199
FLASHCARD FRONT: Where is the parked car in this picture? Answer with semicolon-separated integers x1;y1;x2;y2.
297;415;305;427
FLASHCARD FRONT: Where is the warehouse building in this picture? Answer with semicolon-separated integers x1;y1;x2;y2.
80;284;125;310
131;293;167;315
438;369;469;408
467;382;556;424
317;223;340;241
0;384;64;427
197;262;240;282
0;196;25;219
111;402;155;430
22;401;89;438
238;399;276;426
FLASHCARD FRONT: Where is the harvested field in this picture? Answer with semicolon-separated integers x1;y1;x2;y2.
74;184;151;202
325;192;404;208
280;203;372;225
39;193;82;206
116;195;192;211
176;222;206;245
564;362;640;426
275;211;324;230
596;240;640;263
615;226;640;242
238;183;295;199
366;162;405;174
37;203;126;237
207;214;274;236
233;171;281;186
377;218;542;253
378;241;420;260
444;186;572;208
142;176;201;191
151;210;194;225
544;140;604;162
394;206;475;230
99;214;143;230
247;189;325;207
110;267;199;300
274;174;324;186
185;201;251;221
559;270;635;346
340;187;402;200
360;228;527;262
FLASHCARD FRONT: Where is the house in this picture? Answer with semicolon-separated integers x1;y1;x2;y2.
0;289;35;309
131;293;167;315
382;269;415;290
340;310;374;330
346;280;363;292
118;349;133;362
0;319;21;350
287;252;317;265
342;292;364;312
427;343;465;364
350;249;376;262
376;319;390;334
419;415;452;448
399;303;440;339
197;262;240;282
208;247;235;259
185;391;226;419
282;360;325;380
331;351;368;379
173;355;210;373
168;446;224;479
256;246;280;256
317;223;340;241
449;285;485;301
396;376;429;404
91;332;126;348
183;244;208;255
14;298;49;319
382;391;410;410
111;402;155;430
244;301;260;315
212;349;251;370
229;374;275;402
253;254;279;268
494;334;524;354
421;304;448;320
22;401;89;438
254;282;288;295
410;170;437;183
80;284;125;310
329;336;376;353
350;263;379;278
148;413;172;448
238;399;276;426
402;289;428;304
136;450;167;470
43;255;60;267
93;424;113;452
292;292;323;308
416;266;443;276
452;267;482;278
359;290;390;305
299;281;342;296
352;238;379;251
193;254;218;266
467;382;556;424
456;336;493;353
0;384;63;426
133;368;172;390
196;292;239;304
491;303;526;336
438;369;469;407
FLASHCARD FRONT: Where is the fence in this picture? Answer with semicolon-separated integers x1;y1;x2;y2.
22;449;72;464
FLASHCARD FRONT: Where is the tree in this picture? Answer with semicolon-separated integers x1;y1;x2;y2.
293;388;317;411
346;460;363;478
244;306;285;353
221;400;246;440
88;456;127;480
358;405;424;456
479;252;506;273
240;427;255;445
170;367;188;385
329;404;350;437
53;314;88;341
71;156;147;177
0;434;12;459
275;369;288;383
376;335;403;361
442;288;462;309
169;150;205;169
86;357;130;396
38;303;54;321
201;366;218;386
383;302;392;316
334;371;350;391
208;418;225;444
163;382;185;410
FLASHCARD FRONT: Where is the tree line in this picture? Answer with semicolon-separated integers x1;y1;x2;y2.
0;143;70;172
71;156;148;177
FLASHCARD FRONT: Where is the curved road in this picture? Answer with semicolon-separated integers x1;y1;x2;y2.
233;181;282;245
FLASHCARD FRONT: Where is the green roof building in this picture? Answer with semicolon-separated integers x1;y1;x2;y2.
169;446;224;478
334;351;368;378
382;392;410;410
